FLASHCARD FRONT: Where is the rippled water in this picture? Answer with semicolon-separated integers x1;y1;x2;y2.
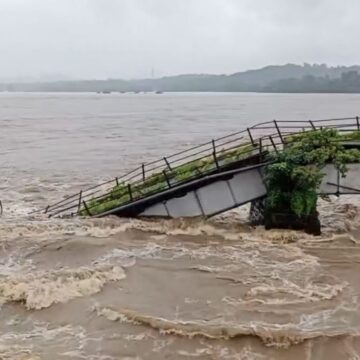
2;92;360;359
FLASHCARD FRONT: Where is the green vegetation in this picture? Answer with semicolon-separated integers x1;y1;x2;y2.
80;128;360;218
80;143;256;216
341;130;360;141
285;128;360;144
265;70;360;93
265;128;360;219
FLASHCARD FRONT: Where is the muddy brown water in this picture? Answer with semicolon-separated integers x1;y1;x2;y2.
2;92;360;359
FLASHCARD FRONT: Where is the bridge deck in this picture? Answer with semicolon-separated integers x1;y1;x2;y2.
35;117;360;219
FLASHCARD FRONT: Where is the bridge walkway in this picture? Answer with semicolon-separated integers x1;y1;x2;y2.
34;117;360;219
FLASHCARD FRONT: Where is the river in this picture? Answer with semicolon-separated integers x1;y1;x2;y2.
1;92;360;359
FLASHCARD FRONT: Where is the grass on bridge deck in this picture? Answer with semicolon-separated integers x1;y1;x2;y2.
81;143;255;215
81;130;360;216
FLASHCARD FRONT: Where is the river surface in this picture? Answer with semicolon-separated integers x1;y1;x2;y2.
1;92;360;359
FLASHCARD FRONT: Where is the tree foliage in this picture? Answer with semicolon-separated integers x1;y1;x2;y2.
265;129;360;218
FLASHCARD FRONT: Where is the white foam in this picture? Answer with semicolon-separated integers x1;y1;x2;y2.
0;265;125;309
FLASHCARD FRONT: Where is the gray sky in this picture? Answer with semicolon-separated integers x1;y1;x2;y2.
1;0;359;80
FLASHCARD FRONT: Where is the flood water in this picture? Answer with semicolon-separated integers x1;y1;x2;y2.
1;92;360;359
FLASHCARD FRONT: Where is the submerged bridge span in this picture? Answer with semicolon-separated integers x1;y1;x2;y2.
134;163;360;219
36;117;360;219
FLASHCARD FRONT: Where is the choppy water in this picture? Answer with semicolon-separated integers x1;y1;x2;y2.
2;92;360;359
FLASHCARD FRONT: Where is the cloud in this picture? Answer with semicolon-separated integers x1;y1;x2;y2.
0;0;359;80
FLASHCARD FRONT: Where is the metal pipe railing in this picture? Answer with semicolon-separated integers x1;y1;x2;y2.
36;116;360;217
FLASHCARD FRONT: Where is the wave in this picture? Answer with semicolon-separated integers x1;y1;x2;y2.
0;345;41;360
1;194;360;248
95;306;360;349
0;265;125;310
0;320;91;360
222;279;348;307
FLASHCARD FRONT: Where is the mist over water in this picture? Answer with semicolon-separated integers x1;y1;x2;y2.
2;92;360;359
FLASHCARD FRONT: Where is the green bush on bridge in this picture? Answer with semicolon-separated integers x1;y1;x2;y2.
265;128;360;221
81;127;360;219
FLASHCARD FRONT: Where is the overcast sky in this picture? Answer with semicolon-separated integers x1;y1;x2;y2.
1;0;359;80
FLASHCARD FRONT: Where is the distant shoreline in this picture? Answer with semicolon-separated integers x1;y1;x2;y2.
2;64;360;94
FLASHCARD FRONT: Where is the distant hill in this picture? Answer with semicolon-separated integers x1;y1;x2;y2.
2;64;360;93
264;70;360;93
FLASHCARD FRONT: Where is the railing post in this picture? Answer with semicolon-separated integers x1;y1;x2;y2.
115;177;119;186
273;120;283;144
356;116;360;130
309;120;316;130
163;157;172;171
127;184;133;201
0;200;2;216
247;128;255;146
269;136;278;154
163;170;171;188
82;200;91;216
142;164;145;181
77;190;82;213
212;139;220;169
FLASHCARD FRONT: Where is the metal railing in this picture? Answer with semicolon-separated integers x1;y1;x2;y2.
33;116;360;218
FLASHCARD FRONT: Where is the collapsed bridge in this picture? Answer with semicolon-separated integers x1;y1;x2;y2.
35;117;360;220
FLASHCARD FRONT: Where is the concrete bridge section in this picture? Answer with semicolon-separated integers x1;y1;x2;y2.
102;164;268;218
320;163;360;195
103;163;360;219
35;117;360;219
